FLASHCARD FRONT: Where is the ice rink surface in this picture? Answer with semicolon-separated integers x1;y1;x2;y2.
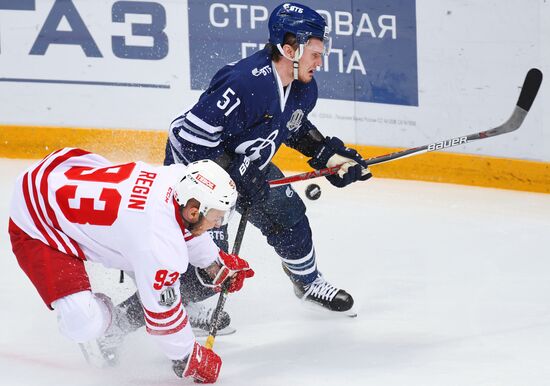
1;158;550;386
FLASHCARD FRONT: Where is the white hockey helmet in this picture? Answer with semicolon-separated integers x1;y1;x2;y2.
174;160;237;227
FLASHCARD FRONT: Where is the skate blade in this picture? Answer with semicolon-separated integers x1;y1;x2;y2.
78;341;112;368
344;306;358;318
301;299;358;318
192;326;236;338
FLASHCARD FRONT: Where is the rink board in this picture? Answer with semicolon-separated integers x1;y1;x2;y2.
1;124;548;194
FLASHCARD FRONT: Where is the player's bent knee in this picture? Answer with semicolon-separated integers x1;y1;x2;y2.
52;291;111;343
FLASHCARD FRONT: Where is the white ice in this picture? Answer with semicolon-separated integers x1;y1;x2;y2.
1;158;550;386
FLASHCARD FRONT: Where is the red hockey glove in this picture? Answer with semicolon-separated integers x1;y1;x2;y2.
213;250;254;293
183;342;222;383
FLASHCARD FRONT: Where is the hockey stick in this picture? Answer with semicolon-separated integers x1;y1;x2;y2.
205;207;250;350
269;68;543;187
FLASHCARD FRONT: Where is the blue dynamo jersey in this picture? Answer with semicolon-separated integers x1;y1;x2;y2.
169;47;318;169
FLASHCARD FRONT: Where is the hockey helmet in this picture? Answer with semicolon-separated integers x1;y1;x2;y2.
174;160;237;227
268;2;331;56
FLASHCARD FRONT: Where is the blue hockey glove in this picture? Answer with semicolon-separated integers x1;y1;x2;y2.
228;154;270;205
308;137;372;188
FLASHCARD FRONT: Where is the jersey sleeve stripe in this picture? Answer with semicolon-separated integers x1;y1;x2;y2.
177;128;221;148
186;111;223;134
22;172;60;251
143;300;182;320
145;307;185;328
38;148;89;259
22;148;71;253
167;133;191;165
29;148;89;259
30;163;76;255
146;314;188;336
181;120;222;142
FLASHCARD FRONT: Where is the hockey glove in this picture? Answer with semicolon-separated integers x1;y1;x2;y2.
308;137;372;188
196;250;254;293
227;154;270;206
173;341;221;383
213;250;254;293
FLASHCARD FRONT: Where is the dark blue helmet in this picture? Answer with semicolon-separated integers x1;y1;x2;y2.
268;3;331;54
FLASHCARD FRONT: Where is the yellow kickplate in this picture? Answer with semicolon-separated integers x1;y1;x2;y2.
2;125;549;193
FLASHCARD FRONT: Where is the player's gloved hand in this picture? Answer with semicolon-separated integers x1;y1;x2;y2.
227;154;270;205
195;251;254;292
172;341;221;383
212;250;254;293
308;136;372;188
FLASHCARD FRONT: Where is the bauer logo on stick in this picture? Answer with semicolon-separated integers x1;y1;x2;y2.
427;136;467;151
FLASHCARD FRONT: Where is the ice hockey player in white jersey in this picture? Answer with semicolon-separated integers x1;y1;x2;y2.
8;148;254;383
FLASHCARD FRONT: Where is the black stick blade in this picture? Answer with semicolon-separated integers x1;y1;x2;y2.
517;68;543;111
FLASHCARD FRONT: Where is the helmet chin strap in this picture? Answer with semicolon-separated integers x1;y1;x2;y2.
277;43;304;80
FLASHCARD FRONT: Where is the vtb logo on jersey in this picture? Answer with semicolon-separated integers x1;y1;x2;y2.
283;3;303;13
252;65;272;77
287;109;304;131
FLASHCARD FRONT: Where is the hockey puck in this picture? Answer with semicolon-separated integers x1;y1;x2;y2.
305;184;321;200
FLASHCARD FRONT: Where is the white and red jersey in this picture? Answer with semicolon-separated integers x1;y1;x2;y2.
9;148;220;360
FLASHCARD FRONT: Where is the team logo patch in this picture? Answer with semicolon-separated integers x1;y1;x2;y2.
286;109;304;131
158;286;177;307
234;130;279;170
196;173;216;189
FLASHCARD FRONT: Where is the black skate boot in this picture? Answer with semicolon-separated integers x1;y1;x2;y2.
284;267;356;317
186;300;236;337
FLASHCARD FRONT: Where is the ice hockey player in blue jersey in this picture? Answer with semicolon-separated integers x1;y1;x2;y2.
164;2;373;320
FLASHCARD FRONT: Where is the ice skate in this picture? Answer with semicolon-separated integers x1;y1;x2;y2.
285;267;357;317
79;294;131;367
186;300;236;337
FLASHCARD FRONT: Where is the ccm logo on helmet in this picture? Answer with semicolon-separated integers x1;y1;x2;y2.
196;174;216;189
283;3;303;13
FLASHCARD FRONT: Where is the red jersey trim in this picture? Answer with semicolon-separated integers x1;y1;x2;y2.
172;197;187;238
21;149;69;253
145;308;185;328
146;315;188;336
22;171;60;251
39;148;88;259
143;300;182;320
30;150;71;254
